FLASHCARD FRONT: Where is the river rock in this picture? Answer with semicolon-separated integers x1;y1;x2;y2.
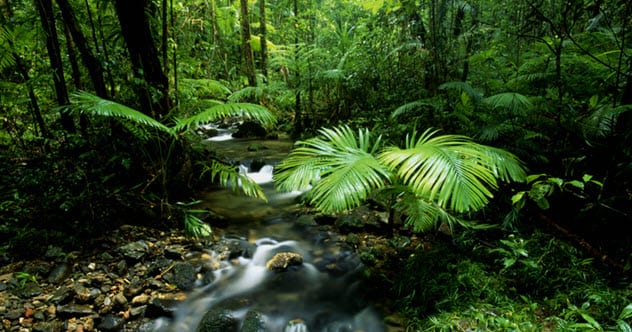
241;310;266;332
197;309;239;332
232;121;267;138
14;282;42;299
163;262;196;291
335;205;384;233
96;314;125;331
145;298;181;318
265;252;303;271
118;241;149;261
32;321;63;332
47;263;72;284
55;304;94;318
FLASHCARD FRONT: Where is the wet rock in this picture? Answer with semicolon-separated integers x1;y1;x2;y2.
145;298;180;318
131;293;151;305
118;241;149;261
55;304;94;318
97;314;125;331
47;263;72;284
335;206;384;233
163;262;196;291
241;310;266;332
130;304;147;317
32;321;63;332
197;309;239;332
232;121;267;138
295;215;317;227
265;252;303;271
50;286;73;304
13;282;42;298
113;293;128;309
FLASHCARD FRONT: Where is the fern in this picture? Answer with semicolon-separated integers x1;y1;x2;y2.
173;103;276;133
484;92;533;115
68;91;175;136
200;160;267;202
0;27;16;71
179;78;232;99
391;100;442;119
439;81;483;102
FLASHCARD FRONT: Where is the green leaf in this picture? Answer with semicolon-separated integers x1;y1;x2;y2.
617;320;632;332
582;174;593;182
173;103;276;133
68;91;175;136
566;180;585;190
619;304;632;320
512;191;526;205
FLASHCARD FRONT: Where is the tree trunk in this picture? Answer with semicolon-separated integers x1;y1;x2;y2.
239;0;257;87
113;0;171;117
259;0;268;78
291;0;302;137
35;0;76;132
56;0;108;98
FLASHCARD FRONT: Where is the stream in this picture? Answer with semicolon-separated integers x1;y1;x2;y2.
152;131;387;331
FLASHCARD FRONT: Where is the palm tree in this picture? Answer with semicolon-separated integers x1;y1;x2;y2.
274;125;526;232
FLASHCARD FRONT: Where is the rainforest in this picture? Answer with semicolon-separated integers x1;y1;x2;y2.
0;0;631;331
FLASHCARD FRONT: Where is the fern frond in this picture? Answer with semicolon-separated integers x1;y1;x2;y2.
0;27;16;71
179;78;232;99
200;160;267;202
228;86;265;102
274;126;390;213
173;103;276;133
68;91;175;136
484;92;533;115
438;81;483;102
391;100;441;119
379;129;525;213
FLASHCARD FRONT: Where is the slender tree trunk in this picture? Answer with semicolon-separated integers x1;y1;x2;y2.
113;0;171;117
259;0;268;78
291;0;302;137
56;0;108;98
161;0;168;75
35;0;76;132
239;0;257;87
96;1;116;97
63;24;82;88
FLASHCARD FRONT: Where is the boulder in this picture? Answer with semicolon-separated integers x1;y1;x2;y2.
265;252;303;272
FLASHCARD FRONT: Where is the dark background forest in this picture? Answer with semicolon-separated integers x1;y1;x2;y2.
1;0;631;330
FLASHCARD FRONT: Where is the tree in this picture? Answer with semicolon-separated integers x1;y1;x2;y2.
113;0;171;117
34;0;75;132
274;125;526;232
239;0;257;87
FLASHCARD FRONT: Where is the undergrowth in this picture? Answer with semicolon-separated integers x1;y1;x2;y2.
394;228;632;331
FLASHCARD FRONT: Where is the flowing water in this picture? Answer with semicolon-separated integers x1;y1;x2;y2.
153;132;386;332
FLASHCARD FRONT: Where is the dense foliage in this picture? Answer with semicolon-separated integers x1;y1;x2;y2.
1;0;630;329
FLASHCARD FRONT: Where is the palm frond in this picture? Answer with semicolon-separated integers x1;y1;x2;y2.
484;92;533;115
200;160;267;202
173;103;276;133
68;91;175;136
179;78;232;99
228;86;266;102
391;100;441;119
438;81;483;102
274;125;390;213
379;129;525;213
0;27;16;71
394;191;461;232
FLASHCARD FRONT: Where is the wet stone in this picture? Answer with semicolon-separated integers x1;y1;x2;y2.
97;315;125;331
55;304;94;318
32;321;63;332
241;310;266;332
197;309;239;332
265;252;303;272
118;241;149;261
14;282;42;299
145;298;181;318
163;262;196;291
46;263;72;284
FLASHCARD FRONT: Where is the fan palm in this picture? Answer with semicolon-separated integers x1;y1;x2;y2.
274;125;526;232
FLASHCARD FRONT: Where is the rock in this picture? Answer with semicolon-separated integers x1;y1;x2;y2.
113;293;128;309
163;263;196;291
47;263;72;284
13;282;42;298
240;310;266;332
197;309;239;332
32;321;64;332
49;286;73;304
118;241;150;261
265;252;303;272
334;205;384;233
96;315;125;331
145;298;181;318
131;293;151;305
55;304;94;318
284;318;308;332
232;121;267;138
295;215;317;227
